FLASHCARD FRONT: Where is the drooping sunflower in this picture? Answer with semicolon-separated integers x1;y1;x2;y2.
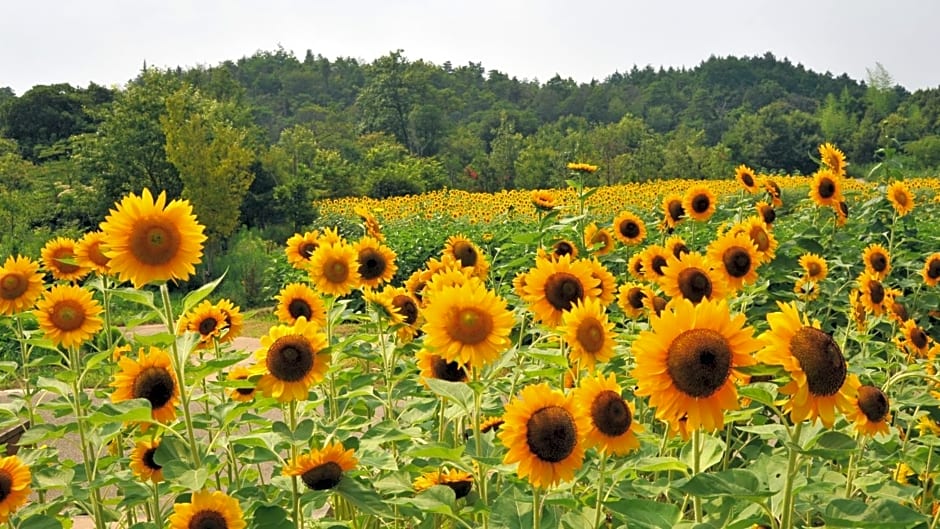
99;188;207;288
416;348;468;383
733;216;778;264
899;319;931;358
922;253;940;287
706;232;760;293
574;372;643;455
283;442;358;491
612;211;647;245
168;490;246;529
659;252;728;304
755;301;857;427
522;255;600;327
756;201;776;226
414;469;474;499
834;200;849;227
584;222;614;256
0;255;44;316
284;230;321;270
886;181;914;217
847;384;890;437
584;258;616;305
215;298;243;343
567;162;598;173
856;272;887;316
130;439;164;483
735;165;759;193
498;383;590;489
354;236;398;288
40;236;88;283
34;284;104;348
664;235;690;260
227;365;256;402
682;184;716;222
111;347;180;424
617;282;651;319
819;142;847;176
75;231;111;275
640;245;673;283
0;455;30;523
182;300;226;348
308;242;361;297
862;243;892;279
275;283;328;327
254;317;330;402
562;297;616;371
531;190;558;212
888;297;909;325
422;281;514;369
550;239;579;261
809;170;843;208
662;194;686;229
632;298;758;433
763;178;783;207
798;253;828;281
849;289;867;331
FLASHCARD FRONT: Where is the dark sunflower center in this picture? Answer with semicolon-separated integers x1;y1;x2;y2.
626;287;646;309
869;253;888;272
894;190;909;206
741;172;754;187
818;178;836;199
749;227;770;252
691;194;710;214
930;259;940;280
553;241;575;257
839;201;849;216
358;249;386;280
892;302;909;321
430;355;467;382
672;243;689;259
575;319;605;353
198;317;218;336
130;221;181;266
266;336;315;382
53;249;80;274
677;268;712;303
651;256;668;276
392;295;419;325
133;367;176;409
301;462;343;490
0;273;27;300
235;385;254;396
324;259;350;284
723;248;752;278
590;390;632;437
189;510;228;529
807;262;822;277
761;207;776;224
668;200;685;221
300;242;318;259
857;385;889;423
50;300;86;331
525;406;577;463
544;273;585;312
619;221;640;239
452;241;478;268
591;232;609;247
912;328;928;349
288;299;312;320
869;281;885;304
666;329;732;398
650;296;667;317
444;480;473;499
449;307;493;345
631;259;644;276
789;327;846;397
0;469;11;502
88;242;110;266
144;447;162;470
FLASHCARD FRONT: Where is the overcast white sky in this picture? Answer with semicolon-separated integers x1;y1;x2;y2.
2;0;939;96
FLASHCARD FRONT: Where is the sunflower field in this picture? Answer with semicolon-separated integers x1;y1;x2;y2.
2;144;940;528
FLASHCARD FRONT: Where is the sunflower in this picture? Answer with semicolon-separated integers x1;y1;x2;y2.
856;272;887;316
886;181;914;217
922;253;940;287
834;200;849;227
182;300;226;347
562;297;616;371
862;243;892;279
612;211;646;245
254;317;330;402
706;232;760;292
388;288;422;342
34;284;104;348
354;206;385;242
168;490;246;529
899;319;931;358
0;255;44;316
573;373;643;455
406;268;433;306
130;439;164;483
632;298;758;433
733;216;777;264
354;236;398;288
798;253;828;281
847;384;890;437
0;456;30;523
888;298;909;325
809;170;843;208
111;347;180;424
755;301;857;427
215;298;243;343
645;295;668;318
531;190;558;212
317;227;344;246
584;258;616;305
416;348;468;383
793;277;820;301
617;282;651;319
99;188;207;288
641;245;673;283
422;281;514;369
665;235;690;260
682;184;716;222
40;236;88;282
584;223;614;256
819;142;847;176
756;201;776;226
662;194;686;229
567;162;598;173
522;255;600;327
498;383;590;489
735;165;759;193
550;239;579;260
226;365;256;402
414;469;474;499
659;252;728;304
627;253;645;280
481;416;505;433
849;289;867;331
75;231;111;275
285;230;321;270
275;283;328;327
283;442;358;491
764;178;783;207
444;235;489;279
308;242;361;297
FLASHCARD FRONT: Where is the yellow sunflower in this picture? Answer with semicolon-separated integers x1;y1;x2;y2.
819;142;847;176
645;295;668;318
317;227;344;246
308;242;361;297
862;243;892;279
0;455;30;523
531;190;558;212
562;297;616;371
856;272;887;316
215;298;243;343
111;347;180;424
130;439;164;483
899;319;931;358
732;216;777;264
422;281;514;369
275;283;327;327
612;211;647;245
416;348;468;383
75;231;111;275
659;252;728;304
40;236;88;282
283;442;358;491
886;181;914;217
585;258;616;306
735;164;759;193
584;222;614;256
755;301;857;427
182;300;226;347
354;206;385;242
406;268;433;307
793;278;820;302
706;232;760;292
444;235;489;279
632;298;758;433
682;184;716;222
763;178;783;207
227;365;256;402
34;284;104;348
284;230;321;270
922;253;940;287
567;162;598;173
413;469;474;499
809;170;843;208
481;416;505;433
617;282;651;319
662;194;686;229
627;253;645;280
389;288;422;342
574;372;643;455
354;236;398;288
0;255;44;316
756;201;776;226
498;383;590;489
665;235;690;260
849;289;867;332
834;200;849;227
99;188;207;288
550;239;579;261
641;245;673;283
798;253;828;281
847;384;890;437
168;490;246;529
522;255;600;327
254;317;330;402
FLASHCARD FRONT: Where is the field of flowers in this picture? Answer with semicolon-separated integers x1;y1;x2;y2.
2;144;940;529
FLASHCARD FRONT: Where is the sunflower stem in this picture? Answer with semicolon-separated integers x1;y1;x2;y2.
692;429;703;523
13;315;36;432
287;400;304;528
150;480;163;528
532;486;542;529
67;345;106;529
593;452;607;528
471;369;490;529
844;433;864;498
100;275;114;350
780;421;804;529
923;444;935;514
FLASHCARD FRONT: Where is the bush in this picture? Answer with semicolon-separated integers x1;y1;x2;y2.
213;228;281;308
368;174;422;198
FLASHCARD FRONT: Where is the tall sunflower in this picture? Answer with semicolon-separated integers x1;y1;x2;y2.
567;162;598;173
617;282;651;319
130;439;164;483
354;236;398;288
856;272;887;316
275;283;328;327
182;300;226;347
809;170;843;208
75;231;111;275
0;455;30;523
585;258;616;305
308;242;361;297
226;365;256;402
862;243;892;279
573;373;643;455
40;236;88;283
886;181;914;217
34;284;104;348
640;245;673;283
283;442;358;491
562;297;616;371
422;281;514;369
755;301;857;427
922;253;940;287
899;319;931;358
847;384;890;437
798;253;828;281
215;298;243;344
111;347;180;424
756;201;776;226
662;194;686;229
413;469;474;499
284;230;321;270
584;222;614;256
550;239;579;261
531;190;558;212
732;216;777;264
254;317;330;402
735;165;759;193
522;255;600;327
706;232;760;292
444;235;489;279
819;142;847;176
99;188;207;288
632;298;758;433
168;490;246;529
612;211;647;245
0;255;44;316
498;383;590;489
659;252;728;304
664;235;690;260
416;348;468;383
682;184;716;222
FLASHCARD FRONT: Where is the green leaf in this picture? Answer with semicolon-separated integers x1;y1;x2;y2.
737;383;778;407
801;430;857;460
634;456;689;474
678;469;773;500
86;399;153;426
181;270;227;314
822;498;927;528
402;486;457;516
18;515;62;529
109;287;156;310
408;443;465;462
492;487;532;529
606;499;681;529
36;376;71;397
424;378;474;415
253;505;291;529
335;477;391;517
680;434;725;472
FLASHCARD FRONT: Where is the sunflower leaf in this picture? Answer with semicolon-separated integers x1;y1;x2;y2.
86;399;153;426
108;287;156;310
17;515;62;529
822;498;927;528
424;378;473;415
606;498;681;529
677;469;772;500
181;269;228;314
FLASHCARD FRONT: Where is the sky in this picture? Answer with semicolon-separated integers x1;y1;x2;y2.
3;0;940;96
